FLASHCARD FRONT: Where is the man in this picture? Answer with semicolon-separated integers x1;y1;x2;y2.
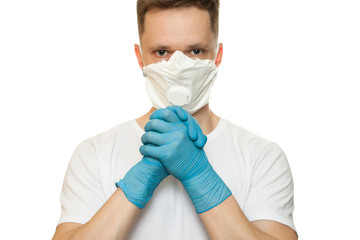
53;0;297;239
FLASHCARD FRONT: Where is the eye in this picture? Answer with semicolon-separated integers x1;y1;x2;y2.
191;49;202;55
156;50;167;56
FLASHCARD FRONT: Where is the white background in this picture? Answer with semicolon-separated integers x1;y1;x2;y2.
0;0;359;239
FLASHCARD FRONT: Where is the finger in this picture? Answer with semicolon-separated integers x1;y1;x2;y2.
150;108;182;123
193;117;207;148
139;144;163;160
183;116;198;142
166;106;198;141
141;131;169;146
144;119;178;133
180;108;200;142
165;105;188;121
194;132;207;149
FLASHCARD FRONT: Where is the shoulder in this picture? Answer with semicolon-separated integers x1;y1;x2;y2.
82;120;139;148
69;120;139;164
220;118;287;167
221;118;279;151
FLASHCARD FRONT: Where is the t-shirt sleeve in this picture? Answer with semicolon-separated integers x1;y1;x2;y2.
58;140;106;225
243;143;296;232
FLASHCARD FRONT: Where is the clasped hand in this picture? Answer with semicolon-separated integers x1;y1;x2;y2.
116;106;231;213
140;106;207;182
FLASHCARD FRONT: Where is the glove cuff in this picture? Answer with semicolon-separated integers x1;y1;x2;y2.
115;180;146;209
115;158;168;209
183;166;232;213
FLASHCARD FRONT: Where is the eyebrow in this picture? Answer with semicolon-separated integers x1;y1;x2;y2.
150;43;210;50
187;43;210;49
151;45;171;50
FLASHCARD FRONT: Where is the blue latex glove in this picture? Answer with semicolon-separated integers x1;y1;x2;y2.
140;106;232;213
115;106;204;209
115;157;168;208
149;106;207;149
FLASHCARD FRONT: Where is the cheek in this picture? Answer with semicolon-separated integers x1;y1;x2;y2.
199;52;216;61
206;52;216;60
142;53;168;66
142;54;151;66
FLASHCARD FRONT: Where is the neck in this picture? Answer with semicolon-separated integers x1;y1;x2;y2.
136;104;220;135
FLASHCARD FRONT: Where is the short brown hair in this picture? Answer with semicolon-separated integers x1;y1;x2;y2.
137;0;220;38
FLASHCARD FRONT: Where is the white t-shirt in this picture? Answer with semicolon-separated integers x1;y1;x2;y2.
58;118;296;238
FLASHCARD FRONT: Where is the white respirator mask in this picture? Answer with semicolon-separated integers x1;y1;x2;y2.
142;50;218;114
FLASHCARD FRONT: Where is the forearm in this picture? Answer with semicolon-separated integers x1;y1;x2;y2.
199;195;277;240
53;188;140;240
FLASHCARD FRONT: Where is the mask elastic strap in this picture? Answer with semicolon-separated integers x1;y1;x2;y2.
139;45;147;76
214;43;220;61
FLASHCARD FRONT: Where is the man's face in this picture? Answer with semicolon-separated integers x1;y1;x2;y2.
135;7;222;67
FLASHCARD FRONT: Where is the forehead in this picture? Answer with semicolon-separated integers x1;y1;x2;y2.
141;7;215;48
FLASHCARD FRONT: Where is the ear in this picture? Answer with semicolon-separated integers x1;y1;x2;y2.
215;43;223;67
134;44;144;69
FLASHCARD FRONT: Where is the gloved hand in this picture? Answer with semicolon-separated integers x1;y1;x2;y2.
149;106;207;149
140;106;232;213
115;106;206;209
115;156;168;209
